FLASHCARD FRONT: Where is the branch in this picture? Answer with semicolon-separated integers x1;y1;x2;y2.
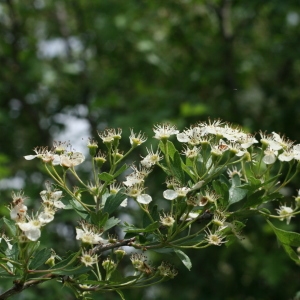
91;237;136;255
0;274;59;300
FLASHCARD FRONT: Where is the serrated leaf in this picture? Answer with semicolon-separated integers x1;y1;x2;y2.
170;151;185;182
103;217;120;231
103;190;127;214
159;140;177;160
29;248;52;270
98;172;114;182
90;211;109;228
174;249;192;271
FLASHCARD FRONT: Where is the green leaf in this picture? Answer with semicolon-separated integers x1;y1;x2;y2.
29;248;52;270
113;164;128;178
175;234;205;246
267;220;300;262
170;151;185;182
103;217;121;231
242;189;265;209
68;199;88;219
103;190;127;214
228;174;248;205
98;172;114;182
159;140;177;160
267;220;300;247
123;221;159;233
3;217;17;236
115;289;126;300
281;244;300;263
174;249;192;271
90;211;109;228
212;179;229;204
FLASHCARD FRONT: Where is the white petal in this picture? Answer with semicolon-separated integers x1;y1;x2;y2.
137;194;152;204
163;189;178;200
25;228;41;241
263;155;276;165
24;155;37;160
120;198;128;207
177;133;189;143
192;181;205;190
38;212;54;223
54;201;65;209
76;228;84;240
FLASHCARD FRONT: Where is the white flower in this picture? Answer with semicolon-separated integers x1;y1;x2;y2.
205;228;227;246
80;250;98;267
17;218;43;241
141;147;163;168
55;151;85;167
40;182;65;209
276;205;294;224
24;146;56;163
10;203;27;222
38;207;55;223
263;148;277;164
153;123;179;140
129;129;147;146
278;150;295;162
163;186;190;200
137;194;152;204
76;221;106;245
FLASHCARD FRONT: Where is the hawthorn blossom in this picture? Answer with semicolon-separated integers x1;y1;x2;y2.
129;129;147;146
276;205;294;224
140;147;163;167
205;228;227;246
24;146;56;163
10;191;28;222
153;123;179;141
163;186;190;200
76;221;106;245
80;250;98;267
160;212;175;227
54;151;85;168
263;148;277;165
17;217;44;241
40;182;65;209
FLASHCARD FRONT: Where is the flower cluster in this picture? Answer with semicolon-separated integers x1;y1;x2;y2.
9;184;64;241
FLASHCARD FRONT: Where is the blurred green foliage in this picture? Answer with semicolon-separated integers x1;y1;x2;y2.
0;0;300;299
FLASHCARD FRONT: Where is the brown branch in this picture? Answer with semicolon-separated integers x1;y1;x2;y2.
91;237;136;255
0;274;59;300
